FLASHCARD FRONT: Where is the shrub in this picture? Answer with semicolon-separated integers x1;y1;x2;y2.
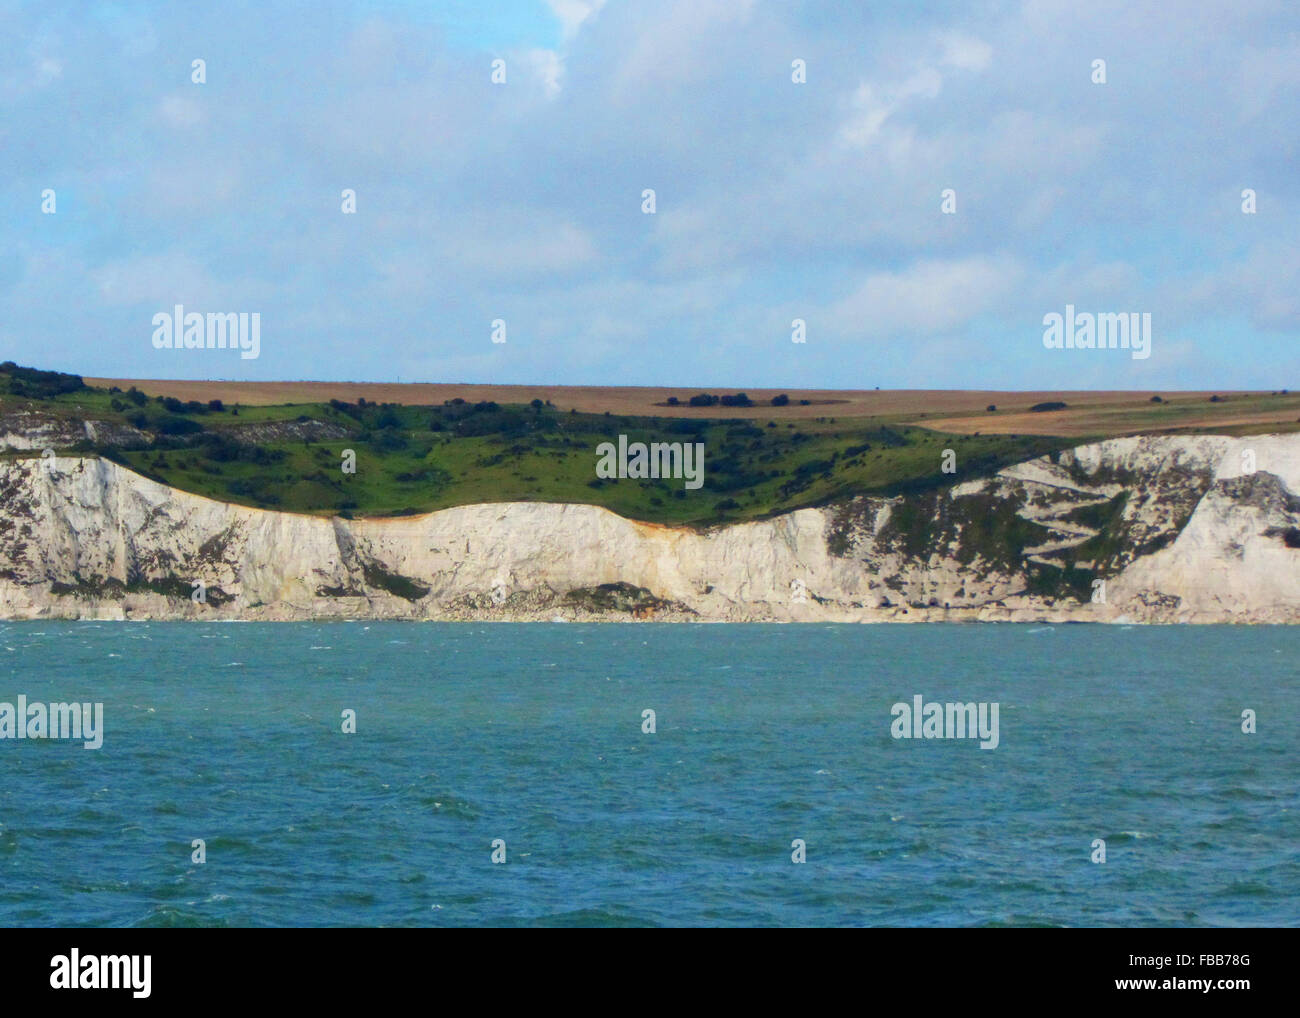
199;433;241;462
0;362;86;398
156;415;202;435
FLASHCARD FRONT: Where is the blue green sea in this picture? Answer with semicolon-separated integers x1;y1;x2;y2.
1;622;1296;927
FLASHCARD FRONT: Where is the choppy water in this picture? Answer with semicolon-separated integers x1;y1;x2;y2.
0;622;1296;927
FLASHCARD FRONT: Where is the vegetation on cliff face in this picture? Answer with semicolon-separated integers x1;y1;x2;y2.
359;561;431;602
823;451;1225;605
1;362;1076;528
10;361;1274;608
563;582;667;613
2;364;1263;609
0;363;86;399
877;489;1050;573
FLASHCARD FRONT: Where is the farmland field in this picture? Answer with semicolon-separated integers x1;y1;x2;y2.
85;378;1300;435
5;365;1299;526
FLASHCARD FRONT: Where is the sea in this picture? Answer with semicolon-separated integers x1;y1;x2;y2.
1;621;1296;927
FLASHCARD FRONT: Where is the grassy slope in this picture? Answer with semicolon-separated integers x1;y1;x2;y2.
4;364;1298;528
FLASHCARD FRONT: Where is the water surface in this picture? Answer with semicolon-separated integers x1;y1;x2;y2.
0;622;1295;926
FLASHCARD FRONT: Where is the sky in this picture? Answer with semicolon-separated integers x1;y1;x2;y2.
1;0;1297;390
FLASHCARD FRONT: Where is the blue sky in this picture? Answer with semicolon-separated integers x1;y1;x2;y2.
1;0;1297;389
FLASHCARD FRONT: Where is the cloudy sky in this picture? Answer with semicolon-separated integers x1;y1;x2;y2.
2;0;1297;389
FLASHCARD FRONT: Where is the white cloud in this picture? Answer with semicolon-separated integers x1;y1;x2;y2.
612;0;756;93
1179;240;1300;331
839;68;943;148
524;48;564;99
828;256;1024;338
939;33;993;72
839;30;991;150
443;218;597;277
1237;40;1300;120
546;0;607;40
91;254;224;307
35;58;62;85
3;0;1295;387
159;94;203;128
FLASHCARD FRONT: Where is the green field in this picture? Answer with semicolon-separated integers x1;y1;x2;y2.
0;363;1082;526
2;362;1293;528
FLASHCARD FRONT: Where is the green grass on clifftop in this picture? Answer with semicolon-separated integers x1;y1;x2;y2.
0;363;1089;527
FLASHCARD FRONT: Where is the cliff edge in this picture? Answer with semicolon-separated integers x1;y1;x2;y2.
1;434;1298;622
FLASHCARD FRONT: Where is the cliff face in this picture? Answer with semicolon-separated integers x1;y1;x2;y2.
1;433;1298;622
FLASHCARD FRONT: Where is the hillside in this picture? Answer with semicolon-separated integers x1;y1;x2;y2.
5;363;1300;528
2;434;1298;622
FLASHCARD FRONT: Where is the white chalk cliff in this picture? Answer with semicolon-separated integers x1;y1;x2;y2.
1;433;1298;622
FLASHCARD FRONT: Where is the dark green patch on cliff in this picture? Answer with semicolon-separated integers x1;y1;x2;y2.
360;562;430;601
